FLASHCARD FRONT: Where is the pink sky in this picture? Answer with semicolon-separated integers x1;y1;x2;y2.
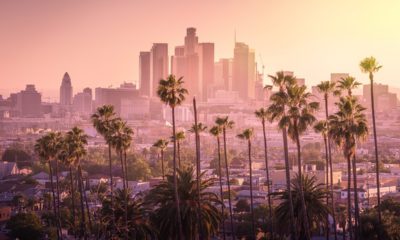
1;0;400;100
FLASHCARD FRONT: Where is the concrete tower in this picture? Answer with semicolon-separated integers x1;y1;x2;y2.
60;72;73;105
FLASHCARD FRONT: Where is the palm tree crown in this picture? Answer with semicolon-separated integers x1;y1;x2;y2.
329;96;369;153
157;75;188;108
337;76;361;97
360;56;382;80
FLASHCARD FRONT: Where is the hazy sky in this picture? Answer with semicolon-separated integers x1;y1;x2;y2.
1;0;400;100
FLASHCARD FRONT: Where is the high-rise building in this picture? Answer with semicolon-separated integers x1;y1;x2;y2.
72;87;93;116
60;72;73;106
139;52;151;96
16;85;42;117
198;42;214;100
184;27;198;55
95;83;149;119
233;42;256;100
214;58;233;92
331;73;349;83
150;43;168;98
172;28;215;101
363;83;397;112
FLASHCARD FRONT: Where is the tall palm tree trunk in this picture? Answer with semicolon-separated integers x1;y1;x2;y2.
119;150;128;240
178;141;181;168
216;136;226;240
323;136;330;240
48;162;61;240
282;127;296;240
325;97;338;240
69;166;77;239
172;106;184;240
352;155;360;240
83;177;93;236
346;155;353;240
261;120;274;239
294;128;311;240
369;75;382;227
223;129;235;239
108;144;115;235
77;164;87;240
248;140;256;240
124;151;129;189
54;158;63;239
161;150;165;180
193;98;203;239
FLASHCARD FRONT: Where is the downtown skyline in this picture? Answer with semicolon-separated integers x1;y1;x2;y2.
1;0;400;100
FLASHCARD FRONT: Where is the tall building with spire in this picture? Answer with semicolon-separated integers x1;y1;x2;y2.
60;72;73;106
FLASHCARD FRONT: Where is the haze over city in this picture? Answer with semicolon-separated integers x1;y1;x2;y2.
1;0;400;100
2;1;400;240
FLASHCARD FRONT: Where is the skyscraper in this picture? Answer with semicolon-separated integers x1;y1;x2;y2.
233;42;256;100
60;72;73;106
198;42;214;101
150;43;168;98
139;51;151;96
72;87;93;115
171;28;214;101
16;84;42;117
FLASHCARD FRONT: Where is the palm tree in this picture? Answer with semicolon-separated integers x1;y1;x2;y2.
237;128;256;240
329;96;369;240
34;132;62;239
209;125;226;240
146;167;222;239
267;71;297;239
316;80;339;240
91;105;118;230
190;97;207;239
273;174;330;239
275;83;319;239
336;76;363;237
109;119;133;240
172;131;186;168
255;107;274;238
314;120;332;238
65;127;89;240
58;136;78;238
157;74;188;240
153;139;169;180
337;76;361;97
360;56;383;226
215;116;235;239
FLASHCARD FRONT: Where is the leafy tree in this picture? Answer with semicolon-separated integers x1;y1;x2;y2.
7;213;44;240
236;199;250;212
126;157;152;181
